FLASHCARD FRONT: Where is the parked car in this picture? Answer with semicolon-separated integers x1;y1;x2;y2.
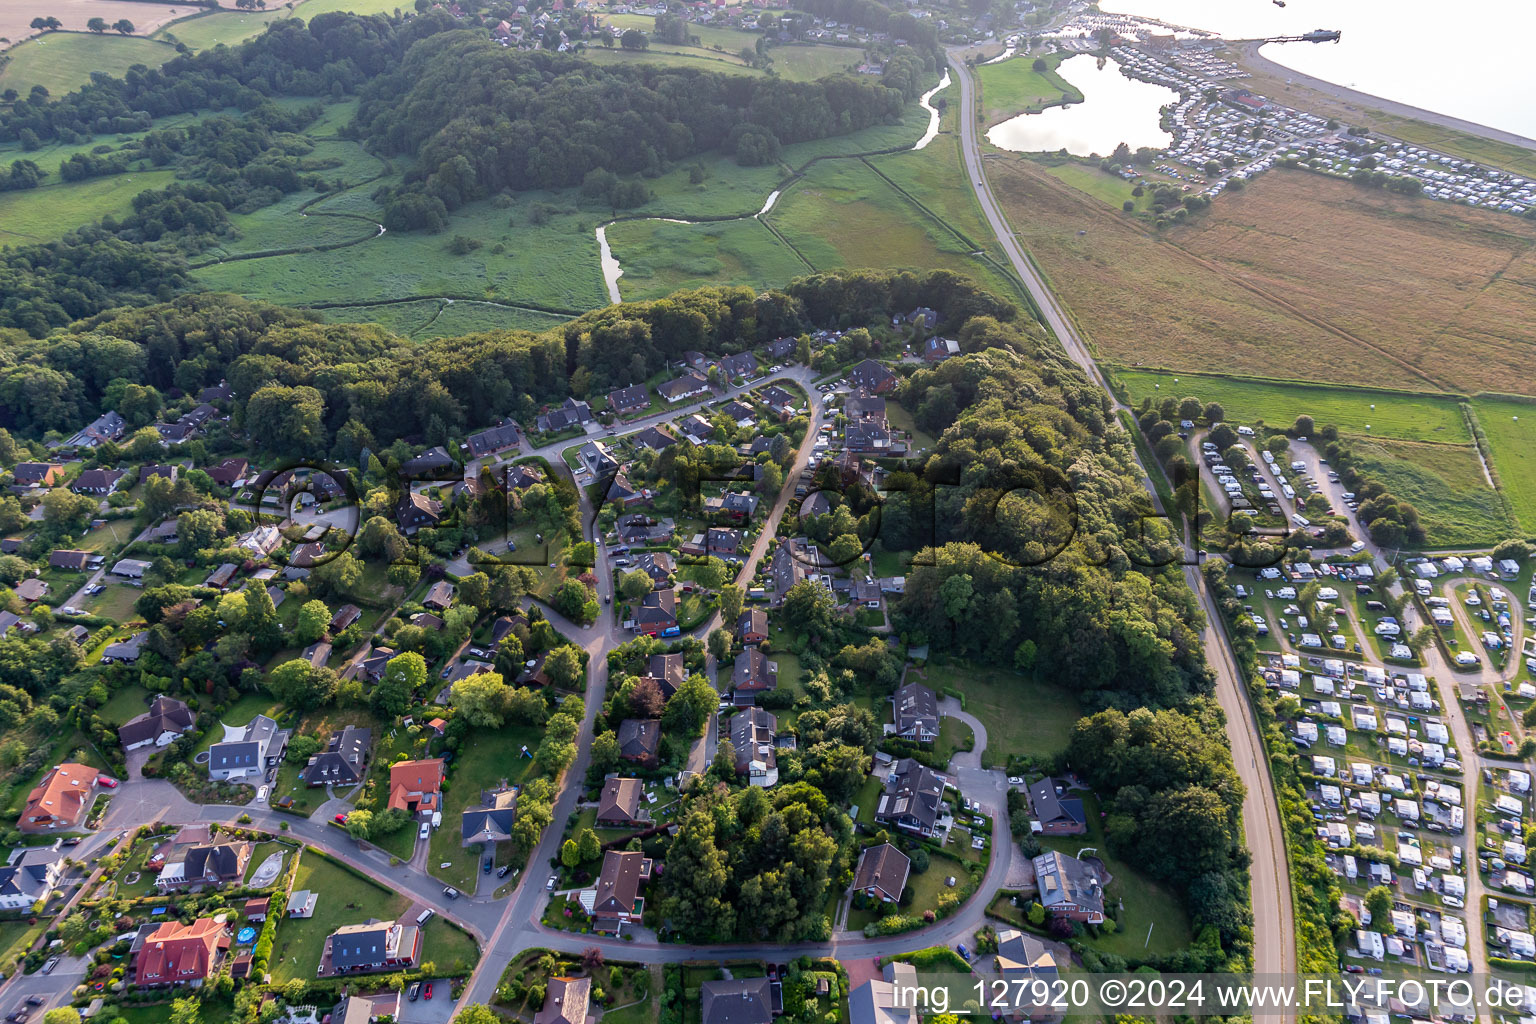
425;983;434;1000
408;982;422;1001
334;813;348;824
547;875;558;890
418;822;430;840
443;887;459;899
497;864;512;878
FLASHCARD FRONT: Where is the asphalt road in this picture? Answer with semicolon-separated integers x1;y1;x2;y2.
948;54;1296;994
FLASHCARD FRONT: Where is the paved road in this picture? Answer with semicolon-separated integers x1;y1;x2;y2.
949;53;1295;993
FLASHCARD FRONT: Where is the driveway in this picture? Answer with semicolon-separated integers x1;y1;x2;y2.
397;981;457;1023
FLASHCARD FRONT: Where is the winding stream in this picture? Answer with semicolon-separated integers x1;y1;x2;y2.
912;70;952;151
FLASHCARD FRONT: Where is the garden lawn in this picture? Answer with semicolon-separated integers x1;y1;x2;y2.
270;851;408;984
190;694;282;759
917;661;1082;766
933;716;973;766
98;684;154;727
427;724;545;889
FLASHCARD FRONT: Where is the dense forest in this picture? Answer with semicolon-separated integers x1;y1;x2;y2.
357;31;930;226
0;270;1008;450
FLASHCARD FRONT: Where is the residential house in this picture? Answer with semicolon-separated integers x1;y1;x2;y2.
387;759;445;814
0;611;27;638
608;385;650;417
287;890;318;918
874;758;947;837
536;398;593;434
300;725;371;787
679;414;714;444
617;513;671;546
111;558;151;579
101;632;147;663
586;850;652;933
63;410;126;449
844;391;887;426
853;842;910;903
118;695;195;751
204;458;249;487
729;706;778;786
505;463;544;491
700;978;773;1024
534;975;592;1024
737;609;768;645
203;563;237;590
461;786;517;847
642;652;685;699
48;549;95;571
400;446;457;478
237;525;282;558
359;647;396;682
198;382;233;404
330;604;362;633
616;719;660;768
423;581;454;611
631;425;678;453
721;401;756;427
890;682;939;743
141;464;179;483
922;337;960;362
580;441;619;477
72;469;124;495
301;641;331;672
1032;850;1105;923
207;715;279;781
849;963;922;1024
12;463;63;487
597;777;646;827
142;519;179;544
634;589;678;637
134;917;230;987
464;420;523;459
994;929;1059;1019
13;578;46;602
758;385;798;418
155;842;252;891
633;551;675;587
906;307;939;331
397;492;443;533
718;352;758;379
847;359;897;394
1028;777;1086;836
20;763;99;833
607;466;649;508
765;337;796;361
731;648;777;704
0;846;66;910
326;920;421;974
705;491;758;521
657;371;710;403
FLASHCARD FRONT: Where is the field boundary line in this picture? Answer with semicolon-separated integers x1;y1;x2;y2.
299;295;585;318
1105;363;1471;402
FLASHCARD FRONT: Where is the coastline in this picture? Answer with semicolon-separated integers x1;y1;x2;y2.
1240;40;1536;153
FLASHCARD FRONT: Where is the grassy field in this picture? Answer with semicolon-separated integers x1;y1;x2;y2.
768;43;861;81
0;170;178;245
975;53;1080;125
1472;398;1536;534
991;160;1536;395
916;661;1082;767
0;32;175;98
770;156;1016;299
582;45;760;76
607;217;808;301
1349;437;1513;546
157;0;404;51
1111;369;1471;442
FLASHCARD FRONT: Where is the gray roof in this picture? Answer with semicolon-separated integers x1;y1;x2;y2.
1033;850;1104;917
891;682;937;737
701;977;773;1024
1028;776;1085;829
462;788;517;846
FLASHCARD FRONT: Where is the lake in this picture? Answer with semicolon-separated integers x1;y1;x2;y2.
986;54;1180;157
1096;0;1536;140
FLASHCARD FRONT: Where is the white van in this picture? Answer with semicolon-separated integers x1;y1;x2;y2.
1292;514;1311;528
416;909;435;925
1237;425;1256;436
1349;541;1366;553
